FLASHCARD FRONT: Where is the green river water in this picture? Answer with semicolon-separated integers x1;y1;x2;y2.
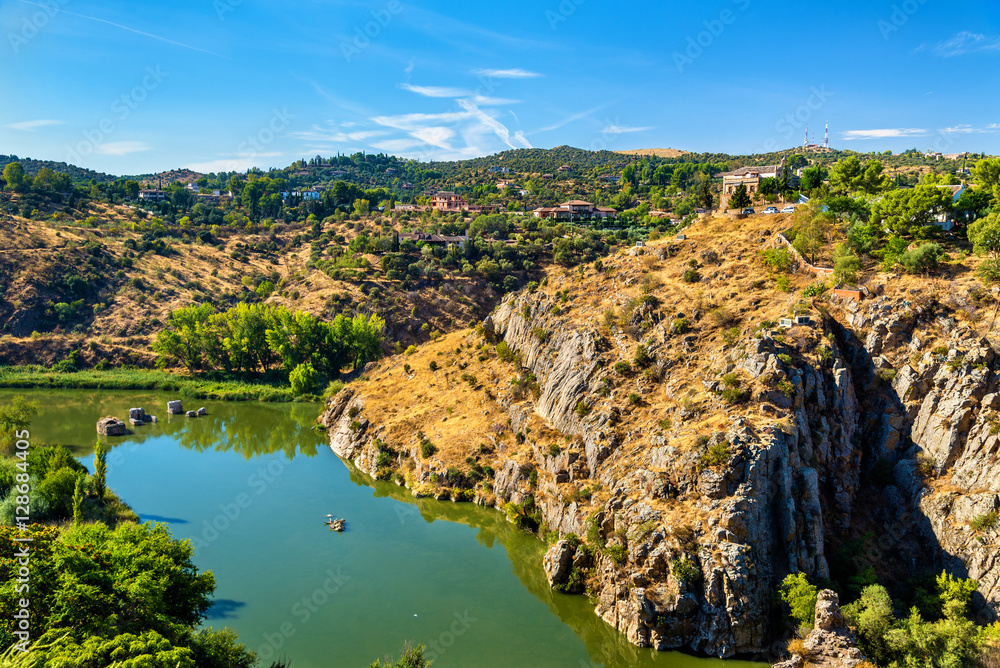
3;389;764;668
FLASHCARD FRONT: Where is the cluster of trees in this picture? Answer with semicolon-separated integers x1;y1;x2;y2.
780;571;1000;668
0;396;263;667
152;303;384;394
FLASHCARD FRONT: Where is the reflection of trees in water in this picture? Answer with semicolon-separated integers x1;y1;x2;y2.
344;459;728;668
0;390;325;462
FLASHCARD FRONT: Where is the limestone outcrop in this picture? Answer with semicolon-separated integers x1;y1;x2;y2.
773;590;864;668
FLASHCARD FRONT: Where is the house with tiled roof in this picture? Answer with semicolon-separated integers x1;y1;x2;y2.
719;158;795;209
533;200;616;222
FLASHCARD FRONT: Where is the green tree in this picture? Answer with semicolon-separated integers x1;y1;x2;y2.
972;157;1000;191
124;180;141;199
2;162;25;192
72;476;84;527
779;572;818;629
870;185;953;236
843;584;895;666
799;164;827;192
792;201;833;265
833;243;862;285
967;212;1000;259
860;160;891;195
698;176;714;210
829;156;863;194
93;440;108;500
289;361;319;397
730;183;752;210
353;198;371;217
0;395;38;453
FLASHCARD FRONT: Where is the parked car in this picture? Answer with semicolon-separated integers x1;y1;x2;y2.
781;206;796;213
762;206;779;214
741;208;755;215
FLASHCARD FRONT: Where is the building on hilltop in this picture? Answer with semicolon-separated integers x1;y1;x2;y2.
533;200;616;222
138;189;167;202
718;159;796;210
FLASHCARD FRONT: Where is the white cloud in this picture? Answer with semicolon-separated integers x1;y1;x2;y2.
7;119;64;131
92;141;151;155
602;124;653;135
400;83;472;98
939;124;1000;134
474;68;543;79
373;111;478;132
473;95;521;106
370;138;425;153
841;128;928;140
934;31;1000;57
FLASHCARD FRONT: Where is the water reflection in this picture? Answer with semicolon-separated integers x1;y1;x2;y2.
346;460;762;668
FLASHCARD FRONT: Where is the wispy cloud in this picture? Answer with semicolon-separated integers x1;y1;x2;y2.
7;119;64;131
92;141;151;155
18;0;228;59
536;102;615;133
400;83;472;98
933;31;1000;57
602;124;653;135
842;128;928;140
291;124;388;144
474;68;543;79
939;124;1000;134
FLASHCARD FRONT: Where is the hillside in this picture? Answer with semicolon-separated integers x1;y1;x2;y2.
0;208;505;367
320;212;1000;659
616;149;689;158
0;154;118;185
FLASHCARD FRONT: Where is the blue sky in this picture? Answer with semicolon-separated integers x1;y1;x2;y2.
1;0;999;175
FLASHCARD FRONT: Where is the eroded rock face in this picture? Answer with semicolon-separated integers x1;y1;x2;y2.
322;285;1000;660
845;295;1000;620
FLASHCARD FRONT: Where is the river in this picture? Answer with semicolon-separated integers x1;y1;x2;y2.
3;389;764;668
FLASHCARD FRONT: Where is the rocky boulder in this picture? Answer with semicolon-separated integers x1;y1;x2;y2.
96;416;127;436
543;539;576;589
774;590;865;668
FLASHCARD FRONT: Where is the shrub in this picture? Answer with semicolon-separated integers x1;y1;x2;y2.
349;420;361;431
720;387;748;404
614;360;632;375
671;318;690;334
657;417;672;431
428;360;439;371
876;368;897;385
699;441;730;469
628;393;641;406
496;342;515;362
548;444;561;457
899;242;943;274
721;372;740;388
671;558;701;584
970;511;998;532
606;544;627;566
709;307;739;328
682;268;701;283
420;439;437;458
405;345;417;356
574;401;592;417
533;327;550;342
778;379;795;398
634;345;651;368
348;406;361;419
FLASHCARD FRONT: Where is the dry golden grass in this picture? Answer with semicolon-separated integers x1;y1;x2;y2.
614;148;688;158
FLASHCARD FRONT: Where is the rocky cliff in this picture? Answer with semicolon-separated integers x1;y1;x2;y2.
321;217;1000;659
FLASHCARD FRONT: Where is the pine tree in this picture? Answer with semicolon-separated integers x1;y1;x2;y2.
93;440;108;500
730;183;752;210
72;476;84;527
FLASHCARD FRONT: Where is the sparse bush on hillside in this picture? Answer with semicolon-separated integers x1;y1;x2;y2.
671;318;690;334
682;268;701;283
496;341;515;363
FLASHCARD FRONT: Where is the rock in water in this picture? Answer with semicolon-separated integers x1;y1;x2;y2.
185;410;197;418
96;416;127;436
197;407;207;416
167;400;183;415
774;590;865;668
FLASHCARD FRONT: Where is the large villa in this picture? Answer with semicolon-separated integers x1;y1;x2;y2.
533;200;617;221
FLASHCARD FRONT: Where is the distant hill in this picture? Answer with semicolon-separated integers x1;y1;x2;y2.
0;155;118;185
615;148;689;158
